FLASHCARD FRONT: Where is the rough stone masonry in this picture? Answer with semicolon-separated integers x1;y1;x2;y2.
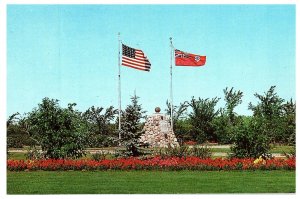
139;107;179;148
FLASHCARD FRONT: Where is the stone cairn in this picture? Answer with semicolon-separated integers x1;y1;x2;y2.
139;107;179;148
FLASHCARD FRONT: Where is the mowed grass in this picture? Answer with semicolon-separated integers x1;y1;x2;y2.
269;145;294;153
209;145;294;153
8;153;26;160
7;170;295;194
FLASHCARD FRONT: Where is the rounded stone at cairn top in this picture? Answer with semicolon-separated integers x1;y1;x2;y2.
155;107;161;113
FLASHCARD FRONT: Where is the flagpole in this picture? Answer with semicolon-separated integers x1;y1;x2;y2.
169;37;174;132
118;32;121;145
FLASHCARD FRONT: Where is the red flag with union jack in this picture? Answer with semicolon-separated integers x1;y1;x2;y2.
175;49;206;66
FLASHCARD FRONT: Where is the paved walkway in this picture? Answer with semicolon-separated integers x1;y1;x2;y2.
206;145;231;149
8;146;286;158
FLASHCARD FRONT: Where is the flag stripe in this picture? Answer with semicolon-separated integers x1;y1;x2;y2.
121;44;151;71
122;59;151;68
122;56;151;65
122;63;150;71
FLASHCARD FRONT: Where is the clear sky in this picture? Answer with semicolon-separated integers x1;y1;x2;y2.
7;4;295;117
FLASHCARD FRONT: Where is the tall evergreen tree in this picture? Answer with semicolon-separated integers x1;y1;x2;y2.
120;94;146;156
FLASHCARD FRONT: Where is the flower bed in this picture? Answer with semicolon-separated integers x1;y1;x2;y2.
7;156;295;171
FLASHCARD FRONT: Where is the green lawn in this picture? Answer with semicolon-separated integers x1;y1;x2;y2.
7;170;295;194
209;145;294;153
269;145;294;153
7;152;26;160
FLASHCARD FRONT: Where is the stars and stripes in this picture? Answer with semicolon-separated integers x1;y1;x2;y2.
122;44;151;71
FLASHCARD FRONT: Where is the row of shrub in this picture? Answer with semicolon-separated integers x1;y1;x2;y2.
7;86;296;159
7;157;295;171
112;145;212;159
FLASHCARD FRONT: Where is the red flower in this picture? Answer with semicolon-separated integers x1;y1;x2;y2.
7;157;296;171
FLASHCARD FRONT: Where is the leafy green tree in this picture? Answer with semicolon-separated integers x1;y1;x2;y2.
212;110;230;144
120;95;146;156
282;99;296;145
188;97;220;143
230;117;271;158
7;112;20;128
7;113;35;148
231;86;295;158
173;119;194;145
7;113;20;148
165;100;188;144
249;86;284;119
83;106;118;147
223;87;243;124
24;98;88;159
165;100;188;129
248;86;285;143
214;87;243;144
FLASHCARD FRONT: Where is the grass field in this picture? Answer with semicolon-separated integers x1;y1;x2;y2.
209;145;294;153
7;170;295;194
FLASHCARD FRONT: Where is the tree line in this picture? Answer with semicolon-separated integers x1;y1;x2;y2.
7;86;295;159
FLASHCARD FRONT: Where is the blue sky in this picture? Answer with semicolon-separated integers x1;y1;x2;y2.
7;4;295;117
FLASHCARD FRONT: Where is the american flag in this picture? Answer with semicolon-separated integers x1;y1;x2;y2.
122;44;151;71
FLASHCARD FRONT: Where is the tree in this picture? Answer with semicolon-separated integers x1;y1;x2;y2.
7;113;35;148
165;100;188;128
165;100;188;143
25;98;88;159
7;113;20;148
249;86;284;119
282;98;296;145
248;86;285;143
214;87;243;144
230;86;294;158
83;106;117;147
230;117;271;158
223;87;243;124
120;95;145;156
7;112;20;128
212;109;230;144
173;119;194;144
188;97;220;143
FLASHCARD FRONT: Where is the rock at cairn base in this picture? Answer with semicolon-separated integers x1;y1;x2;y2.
139;107;179;148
